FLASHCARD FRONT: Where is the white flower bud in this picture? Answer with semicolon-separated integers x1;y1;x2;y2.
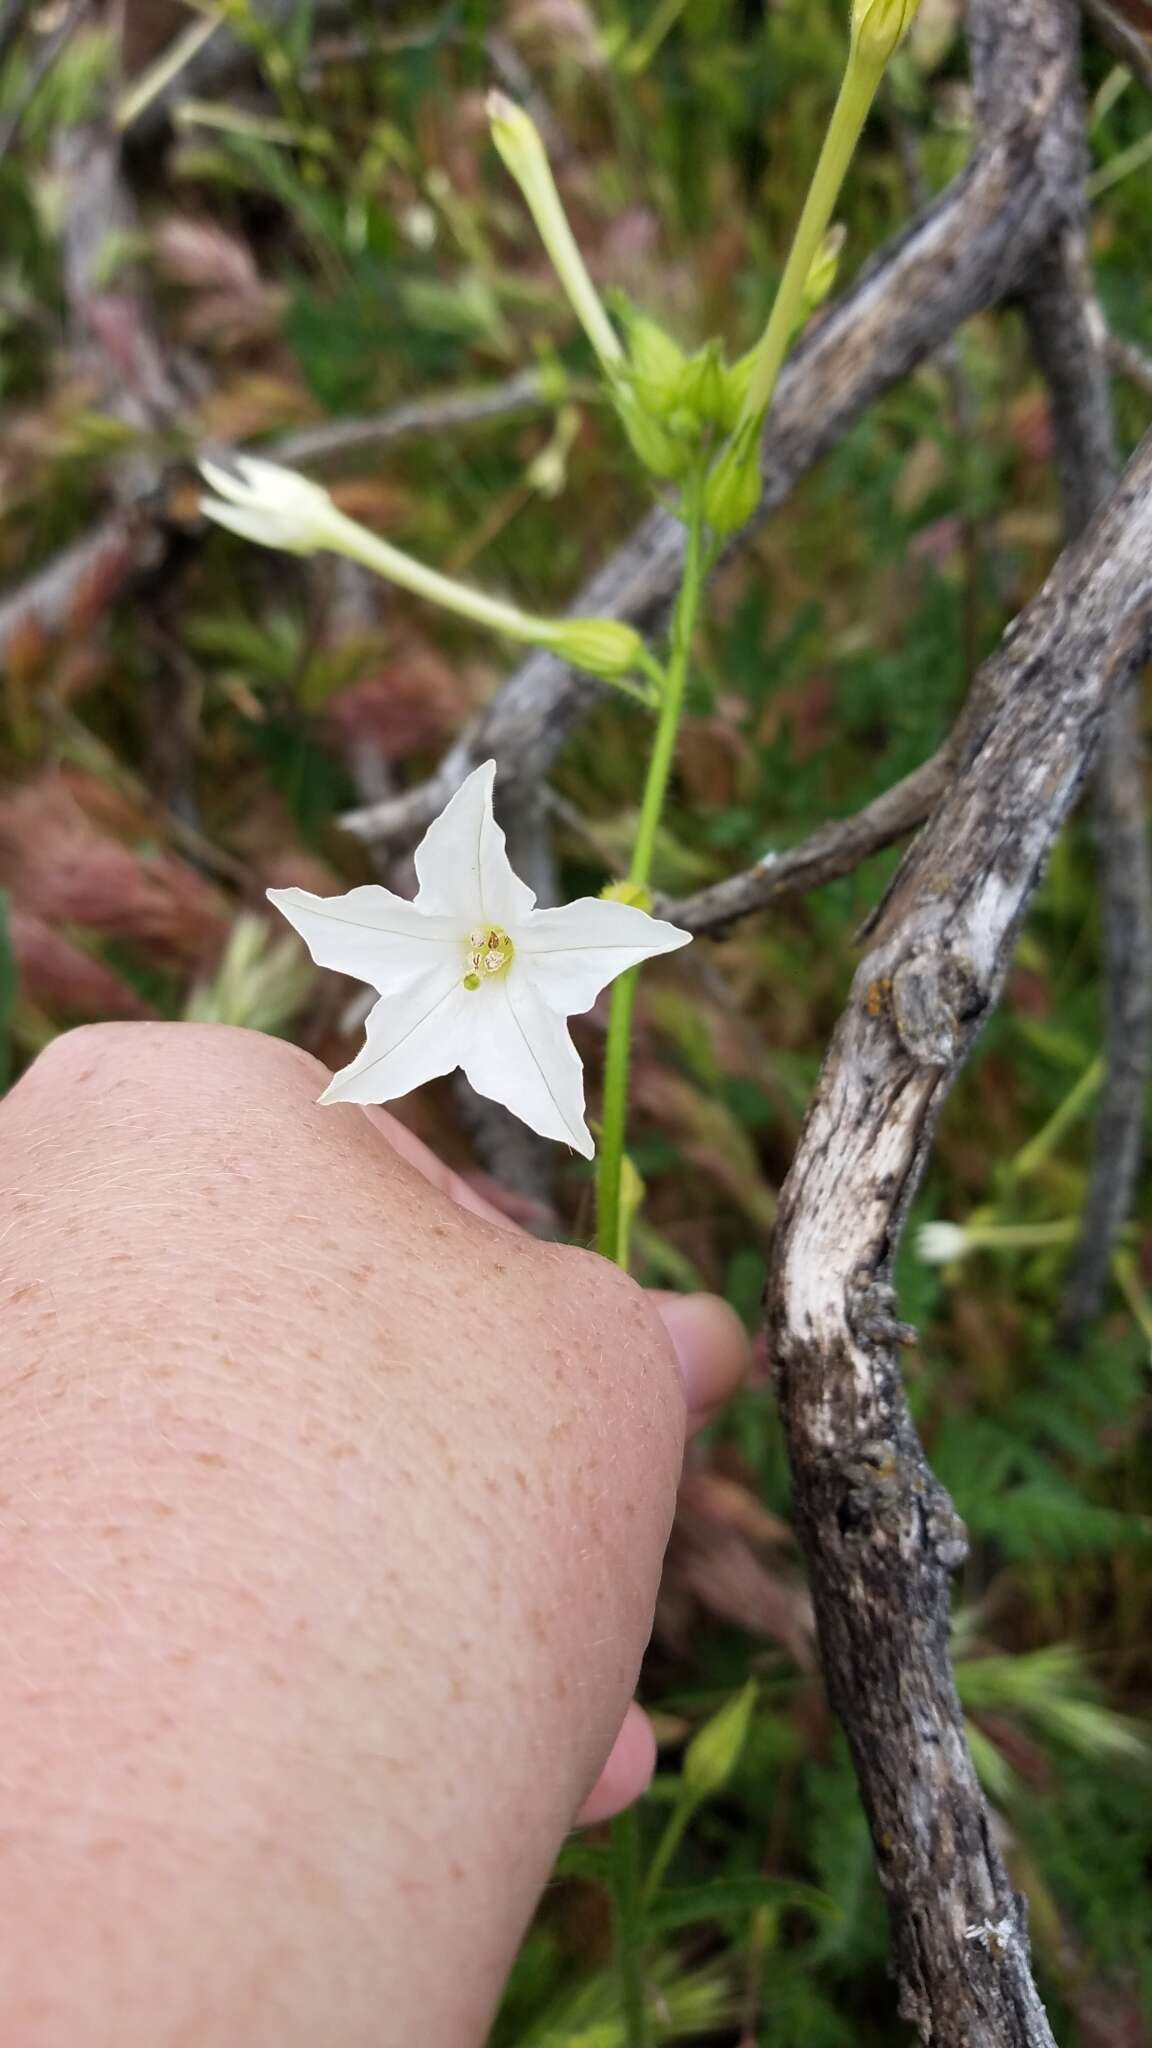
916;1221;969;1266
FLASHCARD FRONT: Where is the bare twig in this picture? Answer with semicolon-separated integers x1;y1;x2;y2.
663;750;952;935
769;421;1152;2048
121;0;362;142
0;514;159;673
341;0;1082;851
1106;327;1152;396
1019;138;1152;1334
0;115;198;679
1082;0;1152;91
271;369;550;467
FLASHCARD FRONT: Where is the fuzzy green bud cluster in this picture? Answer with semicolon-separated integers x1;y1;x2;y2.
851;0;923;65
612;305;771;481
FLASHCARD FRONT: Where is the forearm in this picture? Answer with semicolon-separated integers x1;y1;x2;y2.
0;1025;683;2046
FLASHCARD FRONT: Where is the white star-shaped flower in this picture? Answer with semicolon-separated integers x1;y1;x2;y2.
269;762;690;1157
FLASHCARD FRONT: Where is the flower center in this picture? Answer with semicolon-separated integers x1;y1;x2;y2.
462;925;514;990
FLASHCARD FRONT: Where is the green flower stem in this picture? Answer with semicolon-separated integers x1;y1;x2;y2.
595;471;708;1265
956;1061;1105;1251
734;47;887;441
610;1806;649;2047
325;510;595;657
1009;1057;1102;1187
641;1790;697;1907
595;472;707;2048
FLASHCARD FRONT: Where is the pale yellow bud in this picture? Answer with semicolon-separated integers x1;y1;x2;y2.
486;91;623;376
683;1682;757;1801
851;0;923;65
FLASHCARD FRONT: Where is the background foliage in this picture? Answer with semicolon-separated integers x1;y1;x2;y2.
2;1;1151;2039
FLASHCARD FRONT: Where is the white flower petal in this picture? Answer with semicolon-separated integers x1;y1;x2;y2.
519;897;691;1014
462;974;592;1156
319;966;468;1105
200;497;319;555
199;453;333;519
413;760;536;929
268;885;460;995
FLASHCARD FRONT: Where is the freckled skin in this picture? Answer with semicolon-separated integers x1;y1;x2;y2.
0;1023;690;2048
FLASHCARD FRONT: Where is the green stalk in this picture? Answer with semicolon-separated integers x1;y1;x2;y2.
641;1790;696;1906
1009;1058;1102;1187
610;1805;648;2046
734;48;886;439
596;472;708;1265
596;474;707;2048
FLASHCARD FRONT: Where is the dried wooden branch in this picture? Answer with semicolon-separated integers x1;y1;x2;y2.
341;0;1082;850
768;420;1152;2048
122;0;361;142
1082;0;1152;90
0;113;199;681
0;515;155;674
1022;229;1152;1334
1106;327;1152;396
271;369;550;467
662;750;952;935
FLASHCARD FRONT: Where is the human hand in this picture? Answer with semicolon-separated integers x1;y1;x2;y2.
360;1099;750;1828
0;1023;749;2046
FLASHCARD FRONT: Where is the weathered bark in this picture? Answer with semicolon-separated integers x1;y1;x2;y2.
1021;228;1152;1336
767;427;1152;2046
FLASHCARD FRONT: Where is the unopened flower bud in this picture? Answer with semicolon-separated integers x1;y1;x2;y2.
851;0;923;65
703;429;761;536
543;615;647;679
487;91;623;376
683;1682;757;1801
675;340;729;429
624;311;690;413
916;1221;969;1266
617;398;693;480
